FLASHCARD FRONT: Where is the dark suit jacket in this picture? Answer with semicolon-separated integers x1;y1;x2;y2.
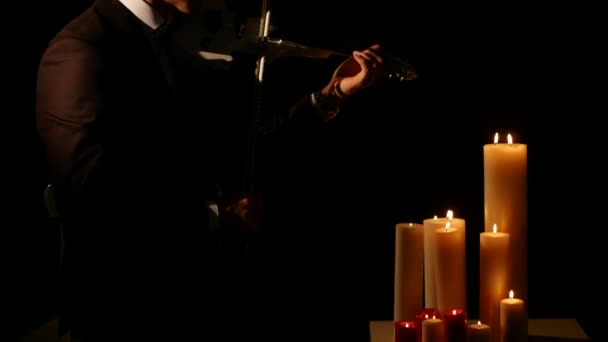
35;0;327;339
36;0;215;338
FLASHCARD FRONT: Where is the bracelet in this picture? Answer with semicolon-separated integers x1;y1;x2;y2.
312;80;345;121
332;79;345;99
311;90;340;121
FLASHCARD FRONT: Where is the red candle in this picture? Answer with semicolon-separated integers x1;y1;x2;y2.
415;308;442;342
443;309;467;342
394;321;417;342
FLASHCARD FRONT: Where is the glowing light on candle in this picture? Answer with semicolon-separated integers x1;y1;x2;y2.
452;309;457;315
445;221;450;231
406;323;410;328
494;132;499;144
477;321;481;326
425;314;429;319
493;223;498;234
508;133;513;145
509;290;514;299
432;315;436;319
433;215;438;220
447;210;453;220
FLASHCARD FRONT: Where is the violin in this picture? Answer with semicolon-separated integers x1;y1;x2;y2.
171;0;417;83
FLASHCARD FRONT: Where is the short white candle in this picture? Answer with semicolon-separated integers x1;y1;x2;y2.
468;320;491;342
422;316;444;342
500;290;526;342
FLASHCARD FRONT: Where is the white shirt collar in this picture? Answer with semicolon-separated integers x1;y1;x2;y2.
118;0;165;30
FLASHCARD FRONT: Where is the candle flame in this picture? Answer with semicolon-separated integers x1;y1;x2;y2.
509;290;514;299
477;321;481;326
493;224;498;234
445;221;450;231
409;223;413;227
425;314;429;319
452;309;456;315
406;323;409;328
432;315;436;319
447;210;453;220
494;132;499;144
508;133;513;145
433;215;437;220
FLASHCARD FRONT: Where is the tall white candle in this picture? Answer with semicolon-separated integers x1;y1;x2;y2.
423;211;465;309
483;133;528;317
434;221;467;314
479;224;510;342
394;222;424;322
422;316;444;342
500;290;526;342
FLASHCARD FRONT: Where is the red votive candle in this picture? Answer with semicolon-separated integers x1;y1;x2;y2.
443;308;467;342
394;321;417;342
415;308;442;342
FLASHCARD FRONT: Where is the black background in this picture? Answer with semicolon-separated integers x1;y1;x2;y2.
6;0;602;340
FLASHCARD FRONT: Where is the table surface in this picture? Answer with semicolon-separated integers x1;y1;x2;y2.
370;318;589;342
25;317;591;342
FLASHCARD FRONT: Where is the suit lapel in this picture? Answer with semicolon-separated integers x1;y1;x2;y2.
94;0;142;35
93;0;182;97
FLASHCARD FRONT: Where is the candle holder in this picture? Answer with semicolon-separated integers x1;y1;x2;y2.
443;309;467;342
394;321;417;342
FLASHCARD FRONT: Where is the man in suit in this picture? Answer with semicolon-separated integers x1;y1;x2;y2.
35;0;388;340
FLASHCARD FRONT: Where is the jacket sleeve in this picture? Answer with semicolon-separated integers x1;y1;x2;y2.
35;36;116;220
256;92;328;137
255;56;341;138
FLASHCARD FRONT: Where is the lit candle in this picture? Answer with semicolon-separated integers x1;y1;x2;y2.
467;321;491;342
394;321;417;342
443;309;467;342
416;309;442;342
423;210;465;309
422;316;444;342
434;221;467;314
499;290;526;342
394;223;424;322
479;223;510;342
483;132;528;317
